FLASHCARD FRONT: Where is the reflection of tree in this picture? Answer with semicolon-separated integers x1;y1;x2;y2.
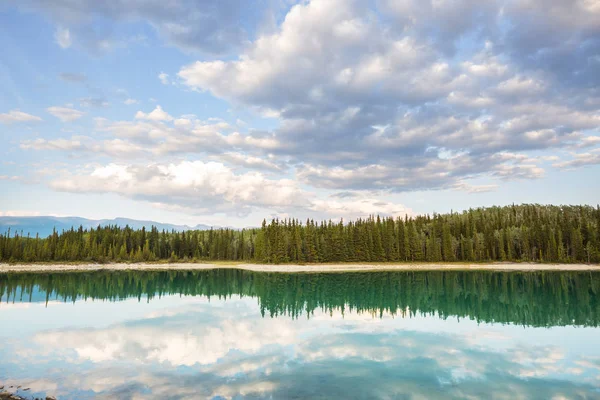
1;270;599;327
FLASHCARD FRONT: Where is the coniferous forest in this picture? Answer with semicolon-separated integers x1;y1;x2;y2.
1;204;599;264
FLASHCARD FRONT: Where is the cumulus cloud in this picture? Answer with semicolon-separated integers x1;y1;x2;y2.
135;105;173;121
23;108;283;161
46;106;85;122
174;0;600;193
158;72;169;85
54;26;72;48
0;110;42;124
11;0;600;217
48;160;410;219
49;161;309;216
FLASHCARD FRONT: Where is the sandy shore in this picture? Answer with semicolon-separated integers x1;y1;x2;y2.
1;262;599;273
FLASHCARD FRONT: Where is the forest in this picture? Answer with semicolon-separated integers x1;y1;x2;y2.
2;269;599;327
0;204;599;264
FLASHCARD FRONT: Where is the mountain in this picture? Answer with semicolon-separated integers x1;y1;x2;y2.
0;216;215;238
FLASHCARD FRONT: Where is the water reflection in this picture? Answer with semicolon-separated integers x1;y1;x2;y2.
2;270;599;326
1;270;600;399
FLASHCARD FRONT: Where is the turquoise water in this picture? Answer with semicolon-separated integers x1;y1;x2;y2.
1;270;600;399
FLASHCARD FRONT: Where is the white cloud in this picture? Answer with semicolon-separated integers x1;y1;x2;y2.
135;105;173;121
0;175;21;181
79;97;109;108
50;161;309;215
0;110;42;124
173;0;599;196
451;182;498;193
46;106;85;122
54;27;72;48
48;160;411;219
214;152;285;172
34;307;296;367
158;72;169;85
553;148;600;170
9;0;600;218
0;210;42;217
311;196;410;219
574;136;600;149
21;136;89;152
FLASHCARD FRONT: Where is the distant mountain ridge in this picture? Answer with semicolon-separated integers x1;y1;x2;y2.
0;216;215;237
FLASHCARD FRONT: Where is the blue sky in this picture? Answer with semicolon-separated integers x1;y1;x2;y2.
0;0;599;227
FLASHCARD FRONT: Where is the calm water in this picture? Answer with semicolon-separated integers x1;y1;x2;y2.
1;270;600;400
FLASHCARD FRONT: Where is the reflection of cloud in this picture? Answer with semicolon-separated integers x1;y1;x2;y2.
4;299;600;399
0;300;76;309
0;302;32;309
211;381;278;399
510;346;566;378
575;358;600;370
32;304;296;366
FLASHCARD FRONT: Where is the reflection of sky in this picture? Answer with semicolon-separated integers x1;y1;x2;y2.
1;296;600;400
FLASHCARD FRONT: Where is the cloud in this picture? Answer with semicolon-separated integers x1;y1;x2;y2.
124;98;138;105
79;97;110;108
22;101;574;196
135;105;173;121
13;0;255;54
58;72;87;83
158;72;169;85
22;109;278;160
11;0;600;209
212;152;285;172
174;0;600;193
0;210;41;217
47;160;411;219
553;149;600;170
451;182;498;194
0;110;42;124
9;298;600;400
21;136;147;158
0;175;21;181
311;196;409;218
54;26;72;48
572;136;600;149
21;136;90;152
46;106;85;122
49;161;309;216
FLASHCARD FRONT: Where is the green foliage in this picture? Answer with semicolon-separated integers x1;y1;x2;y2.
1;204;599;264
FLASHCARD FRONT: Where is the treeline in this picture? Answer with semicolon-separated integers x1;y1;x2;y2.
1;204;599;263
2;270;599;327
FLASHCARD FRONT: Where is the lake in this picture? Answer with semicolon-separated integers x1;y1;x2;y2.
1;270;600;399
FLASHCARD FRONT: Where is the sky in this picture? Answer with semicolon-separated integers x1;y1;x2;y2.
0;0;599;227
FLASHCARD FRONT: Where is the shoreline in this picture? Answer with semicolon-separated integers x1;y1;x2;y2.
1;262;599;273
